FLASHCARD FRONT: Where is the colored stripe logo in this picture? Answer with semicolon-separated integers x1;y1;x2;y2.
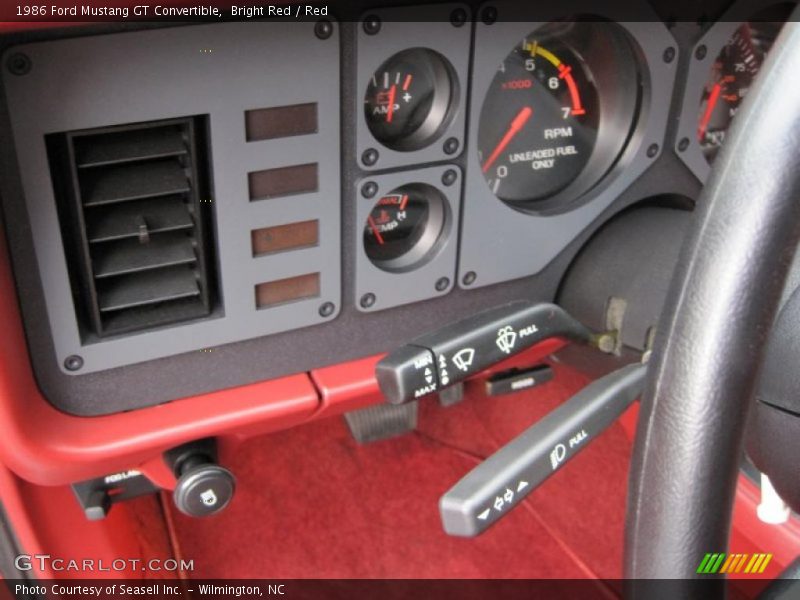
697;553;772;574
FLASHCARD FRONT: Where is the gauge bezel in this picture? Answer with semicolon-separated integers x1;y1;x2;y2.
477;20;642;213
364;48;458;153
355;4;471;172
355;167;462;313
363;183;448;273
674;0;794;183
458;3;676;290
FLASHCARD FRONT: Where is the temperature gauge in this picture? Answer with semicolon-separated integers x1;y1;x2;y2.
363;183;447;272
364;49;457;151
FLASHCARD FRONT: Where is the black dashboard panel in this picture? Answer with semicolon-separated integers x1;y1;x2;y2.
3;2;783;415
3;22;343;375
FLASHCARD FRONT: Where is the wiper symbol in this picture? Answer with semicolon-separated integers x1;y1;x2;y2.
452;348;475;372
496;326;517;354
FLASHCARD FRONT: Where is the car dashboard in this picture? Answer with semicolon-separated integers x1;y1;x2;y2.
0;0;795;485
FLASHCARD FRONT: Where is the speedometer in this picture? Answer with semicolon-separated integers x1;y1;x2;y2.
477;21;640;211
697;6;789;163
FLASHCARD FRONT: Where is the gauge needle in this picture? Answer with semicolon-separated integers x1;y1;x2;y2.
698;83;722;141
386;84;397;124
368;216;385;245
482;106;533;173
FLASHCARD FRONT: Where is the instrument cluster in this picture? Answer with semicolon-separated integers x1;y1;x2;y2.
355;1;795;305
355;3;673;303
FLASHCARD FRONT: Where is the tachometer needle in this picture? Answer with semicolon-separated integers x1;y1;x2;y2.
386;84;397;124
698;83;722;141
368;216;385;245
482;106;533;173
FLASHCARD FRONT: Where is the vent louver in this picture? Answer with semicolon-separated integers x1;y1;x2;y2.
48;117;217;339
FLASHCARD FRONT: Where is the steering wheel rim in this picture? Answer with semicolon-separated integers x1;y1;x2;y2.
624;21;800;588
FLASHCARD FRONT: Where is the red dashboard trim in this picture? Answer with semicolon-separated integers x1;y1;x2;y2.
311;355;385;419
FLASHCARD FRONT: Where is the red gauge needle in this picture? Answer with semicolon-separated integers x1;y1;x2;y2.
386;84;397;124
698;82;722;141
368;216;385;245
482;106;533;173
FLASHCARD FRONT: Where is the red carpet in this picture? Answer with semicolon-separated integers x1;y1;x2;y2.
168;363;631;580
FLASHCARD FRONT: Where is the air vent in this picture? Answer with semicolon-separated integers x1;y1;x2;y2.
47;117;217;339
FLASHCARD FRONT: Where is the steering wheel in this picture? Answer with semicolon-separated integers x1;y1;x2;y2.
624;20;800;589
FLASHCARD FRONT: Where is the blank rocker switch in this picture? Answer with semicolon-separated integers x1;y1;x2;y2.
485;365;554;396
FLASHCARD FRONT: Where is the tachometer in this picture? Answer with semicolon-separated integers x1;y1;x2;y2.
477;21;640;211
480;38;597;201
